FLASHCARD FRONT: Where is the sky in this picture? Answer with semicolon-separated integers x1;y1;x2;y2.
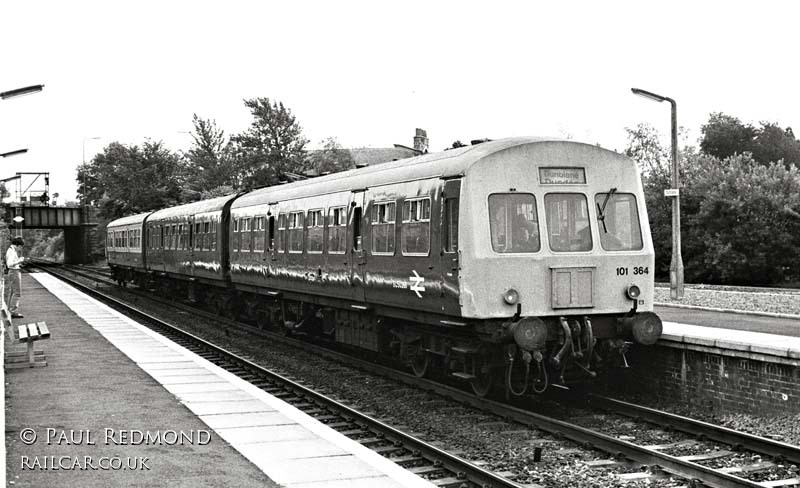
2;0;799;203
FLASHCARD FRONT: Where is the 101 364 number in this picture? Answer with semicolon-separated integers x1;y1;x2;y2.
616;266;649;276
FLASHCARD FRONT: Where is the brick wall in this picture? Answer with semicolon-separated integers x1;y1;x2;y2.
606;344;800;416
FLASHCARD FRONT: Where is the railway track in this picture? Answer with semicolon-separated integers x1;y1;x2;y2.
36;263;800;487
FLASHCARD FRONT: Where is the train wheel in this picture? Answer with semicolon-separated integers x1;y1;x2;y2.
470;357;494;397
410;347;429;378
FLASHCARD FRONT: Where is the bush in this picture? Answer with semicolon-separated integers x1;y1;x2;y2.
681;154;800;284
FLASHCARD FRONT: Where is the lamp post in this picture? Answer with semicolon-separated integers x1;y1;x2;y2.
0;84;44;100
1;84;44;255
1;149;28;158
631;87;684;299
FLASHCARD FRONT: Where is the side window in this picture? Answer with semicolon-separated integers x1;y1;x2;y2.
160;225;164;249
307;210;324;253
401;198;431;255
328;206;346;254
211;219;217;252
232;218;239;252
371;201;396;255
241;217;252;252
443;198;459;253
544;193;592;252
276;214;287;253
253;216;266;252
203;221;211;251
488;193;540;253
194;222;202;251
288;211;304;253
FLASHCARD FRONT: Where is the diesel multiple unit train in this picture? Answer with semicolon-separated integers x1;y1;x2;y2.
107;137;662;396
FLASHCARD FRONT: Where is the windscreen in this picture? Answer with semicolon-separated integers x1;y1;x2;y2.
594;192;643;251
544;193;592;252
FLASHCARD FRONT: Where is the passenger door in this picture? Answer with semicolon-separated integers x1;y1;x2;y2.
268;205;278;263
439;178;461;315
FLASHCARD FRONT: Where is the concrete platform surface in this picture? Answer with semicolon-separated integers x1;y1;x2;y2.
662;321;800;360
5;273;279;488
6;272;435;488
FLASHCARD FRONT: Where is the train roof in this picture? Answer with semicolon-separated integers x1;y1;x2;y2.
107;212;152;228
232;137;618;208
147;194;239;221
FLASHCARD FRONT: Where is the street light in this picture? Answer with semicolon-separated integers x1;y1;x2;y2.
0;84;44;100
1;149;28;158
631;87;684;299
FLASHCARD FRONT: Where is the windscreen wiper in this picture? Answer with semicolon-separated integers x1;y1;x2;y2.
596;187;617;233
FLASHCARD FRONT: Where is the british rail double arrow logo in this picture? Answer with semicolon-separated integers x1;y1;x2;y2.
409;270;425;298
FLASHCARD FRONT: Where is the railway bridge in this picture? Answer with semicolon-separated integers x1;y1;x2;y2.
3;204;100;264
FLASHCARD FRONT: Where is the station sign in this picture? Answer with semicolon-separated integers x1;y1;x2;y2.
664;189;680;197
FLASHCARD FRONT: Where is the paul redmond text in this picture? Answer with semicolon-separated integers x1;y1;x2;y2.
44;429;211;446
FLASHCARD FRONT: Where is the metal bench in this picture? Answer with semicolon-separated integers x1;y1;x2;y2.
6;321;50;369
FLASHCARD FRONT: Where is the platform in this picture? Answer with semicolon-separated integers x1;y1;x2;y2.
661;321;800;363
4;272;434;488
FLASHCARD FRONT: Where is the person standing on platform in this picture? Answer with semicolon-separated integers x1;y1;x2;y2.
5;236;26;318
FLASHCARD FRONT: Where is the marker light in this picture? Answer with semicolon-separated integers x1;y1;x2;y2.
503;288;520;305
626;285;641;300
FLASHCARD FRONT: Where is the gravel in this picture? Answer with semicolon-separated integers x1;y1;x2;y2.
654;283;800;316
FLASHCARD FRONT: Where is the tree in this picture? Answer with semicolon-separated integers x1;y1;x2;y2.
79;140;186;220
625;124;673;277
700;113;800;168
624;123;670;176
750;122;800;168
625;123;696;279
684;154;800;284
232;98;309;189
309;137;354;175
184;114;239;198
700;113;756;161
26;229;64;261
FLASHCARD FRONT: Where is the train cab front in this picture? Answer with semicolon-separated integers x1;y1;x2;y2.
459;141;664;396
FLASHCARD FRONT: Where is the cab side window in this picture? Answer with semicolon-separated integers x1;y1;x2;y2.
489;193;540;253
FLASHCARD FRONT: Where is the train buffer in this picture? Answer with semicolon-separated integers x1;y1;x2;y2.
5;321;50;369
